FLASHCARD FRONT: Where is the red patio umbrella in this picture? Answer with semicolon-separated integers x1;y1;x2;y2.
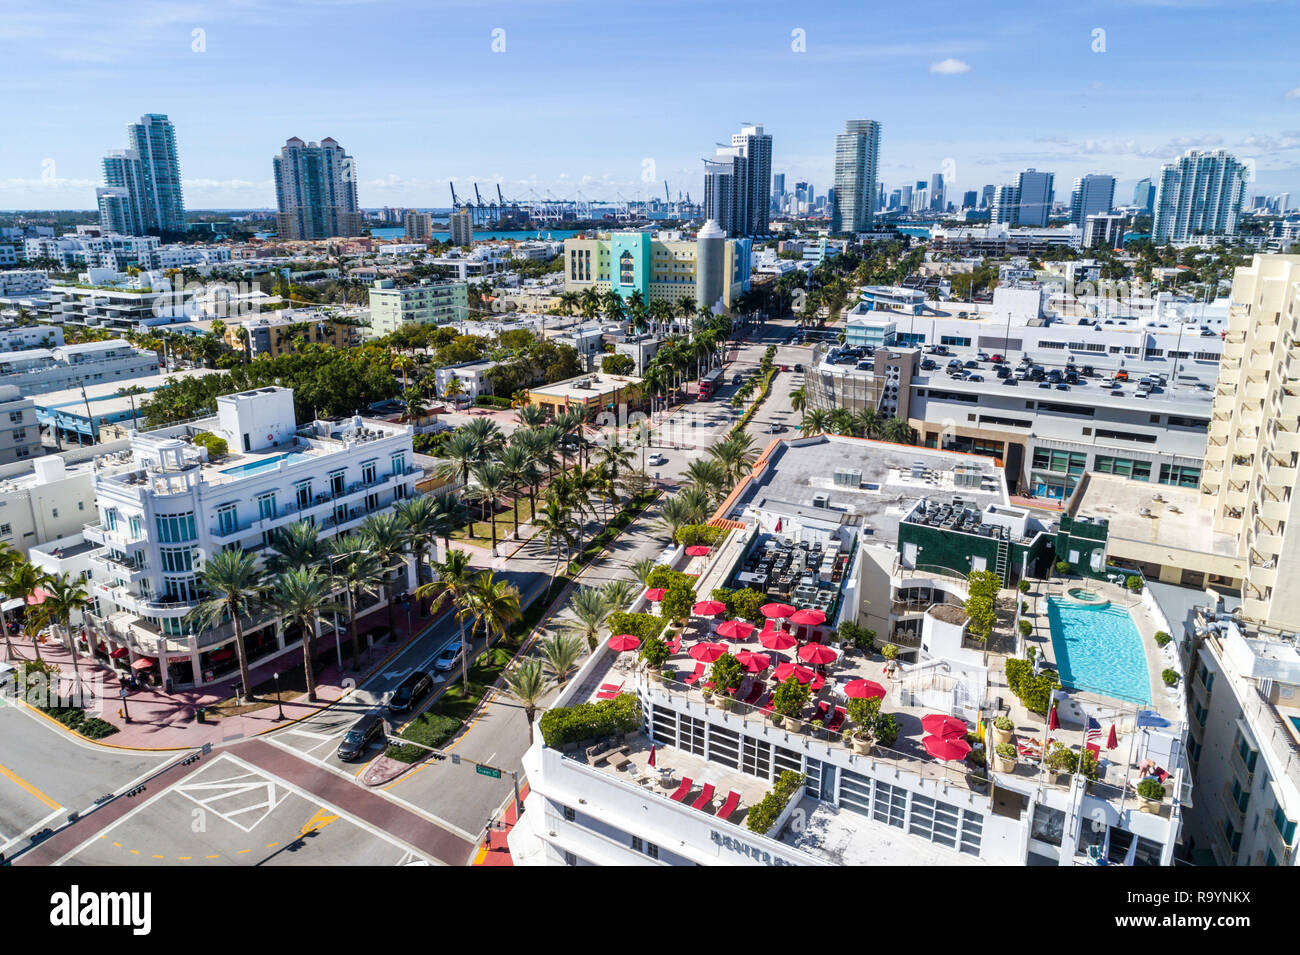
921;714;967;739
110;646;129;659
131;657;156;671
644;588;666;602
1106;724;1118;750
736;651;771;673
26;587;50;606
692;600;727;617
788;608;826;626
648;743;656;768
1048;704;1060;731
684;545;712;557
689;642;728;663
716;619;756;641
608;633;641;653
923;734;972;762
843;679;886;700
759;628;797;651
773;661;816;684
798;643;839;666
761;602;797;619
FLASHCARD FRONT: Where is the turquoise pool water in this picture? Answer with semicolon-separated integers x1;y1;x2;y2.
1290;715;1300;736
1046;597;1151;704
219;451;312;476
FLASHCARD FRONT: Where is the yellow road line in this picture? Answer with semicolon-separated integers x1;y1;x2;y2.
0;761;61;810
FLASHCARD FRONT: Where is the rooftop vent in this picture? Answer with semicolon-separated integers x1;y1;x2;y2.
811;493;830;509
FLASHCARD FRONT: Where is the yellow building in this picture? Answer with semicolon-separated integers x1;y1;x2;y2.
225;313;362;359
526;372;643;420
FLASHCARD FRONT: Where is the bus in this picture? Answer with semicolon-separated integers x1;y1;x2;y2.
697;368;723;400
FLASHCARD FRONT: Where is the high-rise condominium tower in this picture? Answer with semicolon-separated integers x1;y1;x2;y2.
96;114;185;236
829;120;881;235
1152;149;1248;244
1070;174;1116;228
1014;169;1054;227
273;137;362;240
702;124;772;237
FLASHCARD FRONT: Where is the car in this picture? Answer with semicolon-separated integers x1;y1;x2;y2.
1015;369;1029;381
648;452;667;467
995;366;1011;379
1115;370;1130;381
793;363;804;372
1065;372;1079;385
946;358;963;369
964;359;980;369
1081;365;1094;377
856;360;873;370
768;422;787;433
731;373;744;385
966;374;984;382
434;644;463;672
1001;377;1019;387
1055;383;1069;391
977;351;990;361
1038;381;1052;389
1029;368;1045;381
1046;369;1062;383
920;359;937;371
989;354;1004;364
388;670;433;714
337;714;386;761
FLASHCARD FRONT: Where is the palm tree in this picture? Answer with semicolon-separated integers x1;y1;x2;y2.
801;408;830;436
683;457;728;505
0;544;24;661
789;386;807;414
881;417;914;445
828;407;854;436
267;520;326;575
189;550;267;699
35;573;88;696
563;585;614;651
416;549;476;690
361;512;409;641
464;570;521;656
516;403;547;430
462;417;505;460
497;444;537;528
534;500;577;592
657;494;700;542
117;384;148;429
600;579;638;612
537;633;584;684
629;557;658;589
852;406;881;439
437;431;481;489
470;461;512;551
328;534;385;671
268;566;343;702
502;659;550;744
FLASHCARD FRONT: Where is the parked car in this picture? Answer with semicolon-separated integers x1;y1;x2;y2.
337;714;386;761
920;359;937;371
731;373;744;385
434;644;463;672
1029;367;1046;381
768;422;787;433
793;363;804;372
946;358;963;370
996;366;1011;379
1115;369;1130;381
964;359;980;369
1002;377;1019;387
648;452;667;467
966;373;985;382
989;354;1004;364
388;670;433;714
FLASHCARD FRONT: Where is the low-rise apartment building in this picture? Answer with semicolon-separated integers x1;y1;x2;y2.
367;278;469;336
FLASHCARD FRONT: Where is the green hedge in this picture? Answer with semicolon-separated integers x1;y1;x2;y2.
1005;657;1059;715
746;770;805;835
474;395;512;408
607;611;665;643
539;693;641;748
385;712;463;763
645;566;696;591
674;524;729;547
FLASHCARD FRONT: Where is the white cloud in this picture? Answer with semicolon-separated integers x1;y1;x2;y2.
930;58;971;75
1286;87;1300;101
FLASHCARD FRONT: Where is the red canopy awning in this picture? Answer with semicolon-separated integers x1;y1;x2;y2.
1049;704;1060;731
109;646;129;659
688;642;728;663
692;600;726;617
773;661;816;684
843;679;886;700
798;643;838;666
735;651;771;673
607;633;641;653
923;734;972;762
1106;724;1118;750
26;587;51;606
131;657;157;671
761;602;797;619
921;714;968;739
789;608;826;626
716;619;756;641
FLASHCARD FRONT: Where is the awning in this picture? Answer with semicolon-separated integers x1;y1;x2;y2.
110;646;129;659
210;648;235;662
131;657;157;671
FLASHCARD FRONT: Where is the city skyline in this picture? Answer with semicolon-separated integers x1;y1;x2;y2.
3;0;1300;211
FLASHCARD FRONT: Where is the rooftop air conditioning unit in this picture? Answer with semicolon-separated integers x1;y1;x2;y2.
811;493;830;509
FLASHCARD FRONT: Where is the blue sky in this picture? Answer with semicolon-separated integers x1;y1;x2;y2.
3;0;1298;210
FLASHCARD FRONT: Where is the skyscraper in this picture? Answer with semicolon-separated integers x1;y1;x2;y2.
448;209;474;246
95;113;185;236
1133;178;1155;216
829;119;881;235
702;124;772;237
273;137;362;240
1152;150;1247;244
1014;169;1054;227
980;184;995;209
899;184;912;210
962;190;978;209
990;184;1019;225
929;173;945;212
1070;174;1116;228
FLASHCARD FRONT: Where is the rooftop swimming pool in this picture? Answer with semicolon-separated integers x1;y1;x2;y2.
1046;597;1151;704
219;451;313;476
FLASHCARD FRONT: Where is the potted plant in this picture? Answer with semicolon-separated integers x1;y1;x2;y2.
811;718;824;737
660;666;676;683
993;741;1017;773
847;696;880;755
992;715;1015;745
1043;743;1078;783
965;749;990;792
772;676;810;732
1136;778;1165;813
1162;668;1180;686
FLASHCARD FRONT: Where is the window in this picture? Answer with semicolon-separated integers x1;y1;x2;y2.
155;512;196;542
1032;449;1087;474
631;835;643;852
562;805;575;822
296;481;312;510
1159;463;1201;487
51;507;58;518
0;523;10;537
1094;455;1151;481
330;469;345;496
257;493;277;521
217;503;238;535
362;461;377;485
1031;804;1065;846
1166;416;1207;431
1095;428;1157;444
391;453;406;476
159;546;195;573
1273;807;1297;845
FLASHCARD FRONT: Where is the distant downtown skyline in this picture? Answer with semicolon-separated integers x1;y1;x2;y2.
3;0;1299;209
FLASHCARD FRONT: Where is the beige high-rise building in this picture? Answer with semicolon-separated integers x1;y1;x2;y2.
1201;254;1300;629
404;210;433;241
448;210;473;246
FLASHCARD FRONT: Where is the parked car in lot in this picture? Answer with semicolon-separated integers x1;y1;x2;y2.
337;714;386;761
768;422;787;433
648;452;667;467
920;359;937;371
966;373;985;382
989;354;1004;364
964;359;980;369
996;366;1011;379
434;644;463;672
388;670;433;714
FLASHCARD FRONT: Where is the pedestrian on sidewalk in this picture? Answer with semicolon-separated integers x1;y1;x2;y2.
482;823;493;851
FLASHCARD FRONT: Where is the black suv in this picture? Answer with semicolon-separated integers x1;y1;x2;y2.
388;670;432;715
337;714;386;761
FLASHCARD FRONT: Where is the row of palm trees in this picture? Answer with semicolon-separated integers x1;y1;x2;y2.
0;544;93;693
656;430;759;539
798;405;914;444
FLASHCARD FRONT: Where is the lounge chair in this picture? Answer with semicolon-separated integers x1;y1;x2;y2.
743;681;765;705
683;662;705;686
810;700;830;724
810;673;827;693
717;790;741;821
665;635;682;654
826;705;846;733
691;783;717;811
596;681;624;700
669;777;694;802
585;739;612;762
761;692;777;714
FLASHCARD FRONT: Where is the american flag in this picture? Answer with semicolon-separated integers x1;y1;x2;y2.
1085;716;1103;742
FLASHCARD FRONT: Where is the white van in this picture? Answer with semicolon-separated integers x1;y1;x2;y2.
0;661;16;691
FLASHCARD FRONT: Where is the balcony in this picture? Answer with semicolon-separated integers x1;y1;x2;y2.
1220;783;1247;830
87;550;147;583
209;469;414;542
1260;498;1291;522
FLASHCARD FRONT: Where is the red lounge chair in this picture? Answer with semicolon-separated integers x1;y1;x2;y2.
761;692;777;714
683;662;705;685
810;700;830;724
669;777;693;802
666;635;682;654
826;706;846;733
596;681;624;700
691;783;716;811
760;619;776;636
717;790;741;821
810;673;827;693
743;681;765;705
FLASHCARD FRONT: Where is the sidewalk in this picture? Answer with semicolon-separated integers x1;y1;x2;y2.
472;780;530;866
3;602;445;750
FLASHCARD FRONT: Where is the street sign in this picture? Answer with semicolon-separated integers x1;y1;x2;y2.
450;754;461;765
475;764;502;779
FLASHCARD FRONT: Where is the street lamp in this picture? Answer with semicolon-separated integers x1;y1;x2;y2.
273;672;284;721
119;686;131;723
